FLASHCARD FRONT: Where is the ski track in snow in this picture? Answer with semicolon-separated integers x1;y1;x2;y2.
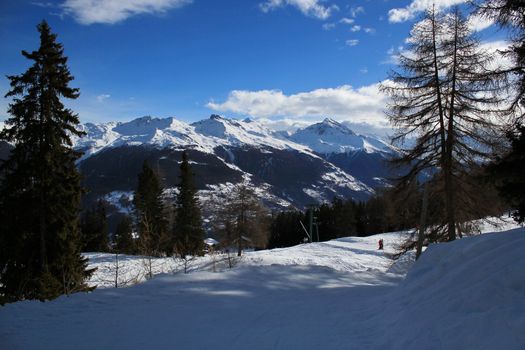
1;223;524;350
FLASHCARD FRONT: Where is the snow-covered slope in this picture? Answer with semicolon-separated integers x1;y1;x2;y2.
2;227;523;350
289;118;396;154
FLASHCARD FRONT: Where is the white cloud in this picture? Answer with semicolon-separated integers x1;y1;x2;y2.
350;6;364;18
345;39;359;47
467;13;494;32
364;27;375;34
32;2;56;8
322;22;336;30
207;84;389;127
259;0;338;20
388;0;467;23
350;25;361;32
96;94;111;102
61;0;192;25
339;17;354;24
257;118;312;133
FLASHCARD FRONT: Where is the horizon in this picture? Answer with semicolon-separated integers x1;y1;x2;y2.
0;0;506;130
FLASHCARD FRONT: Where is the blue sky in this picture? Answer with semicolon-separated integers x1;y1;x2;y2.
0;0;506;129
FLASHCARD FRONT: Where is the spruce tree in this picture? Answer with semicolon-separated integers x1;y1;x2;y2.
173;151;205;258
80;200;109;252
114;215;137;254
478;1;525;223
477;0;525;119
133;161;168;257
268;210;306;248
0;21;94;303
489;125;525;223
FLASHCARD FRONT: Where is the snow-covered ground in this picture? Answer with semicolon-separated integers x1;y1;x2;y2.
1;224;524;349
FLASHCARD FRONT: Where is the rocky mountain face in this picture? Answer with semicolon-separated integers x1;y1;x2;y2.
72;115;399;211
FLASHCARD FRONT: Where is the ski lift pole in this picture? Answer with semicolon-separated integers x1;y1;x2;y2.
309;207;314;243
299;220;311;242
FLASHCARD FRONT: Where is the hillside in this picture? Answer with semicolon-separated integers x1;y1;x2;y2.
1;226;523;350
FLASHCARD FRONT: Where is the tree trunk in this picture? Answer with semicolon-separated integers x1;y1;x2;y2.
416;183;429;260
445;11;460;242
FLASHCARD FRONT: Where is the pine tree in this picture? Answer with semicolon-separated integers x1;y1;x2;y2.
172;151;205;258
489;125;525;223
478;1;525;223
133;161;168;257
114;215;136;254
268;210;307;248
0;21;94;303
381;7;505;244
477;0;525;120
80;200;109;252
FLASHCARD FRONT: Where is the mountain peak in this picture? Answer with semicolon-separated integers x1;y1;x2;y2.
322;118;340;126
288;118;395;154
301;118;355;136
114;116;174;136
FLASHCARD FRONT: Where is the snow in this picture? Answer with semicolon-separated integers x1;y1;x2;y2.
1;226;524;350
72;115;395;160
72;115;317;158
289;118;395;154
103;191;134;215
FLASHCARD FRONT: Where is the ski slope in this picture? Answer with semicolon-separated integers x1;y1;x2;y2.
1;227;524;350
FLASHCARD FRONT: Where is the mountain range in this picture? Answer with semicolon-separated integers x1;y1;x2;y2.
69;115;400;211
1;115;401;212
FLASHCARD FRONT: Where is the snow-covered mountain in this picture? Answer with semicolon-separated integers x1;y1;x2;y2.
69;114;405;211
74;115;395;159
289;118;396;154
0;115;401;211
74;115;313;158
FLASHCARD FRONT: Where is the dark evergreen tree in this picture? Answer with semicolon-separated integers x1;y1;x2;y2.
354;201;368;237
315;198;357;241
268;210;307;248
114;215;136;254
477;0;525;119
133;161;168;257
80;200;109;252
0;21;94;303
488;125;525;223
478;1;525;224
173;151;205;257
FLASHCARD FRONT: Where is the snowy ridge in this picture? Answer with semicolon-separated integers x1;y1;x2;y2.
289;118;396;154
73;115;316;158
72;115;394;159
1;226;523;349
